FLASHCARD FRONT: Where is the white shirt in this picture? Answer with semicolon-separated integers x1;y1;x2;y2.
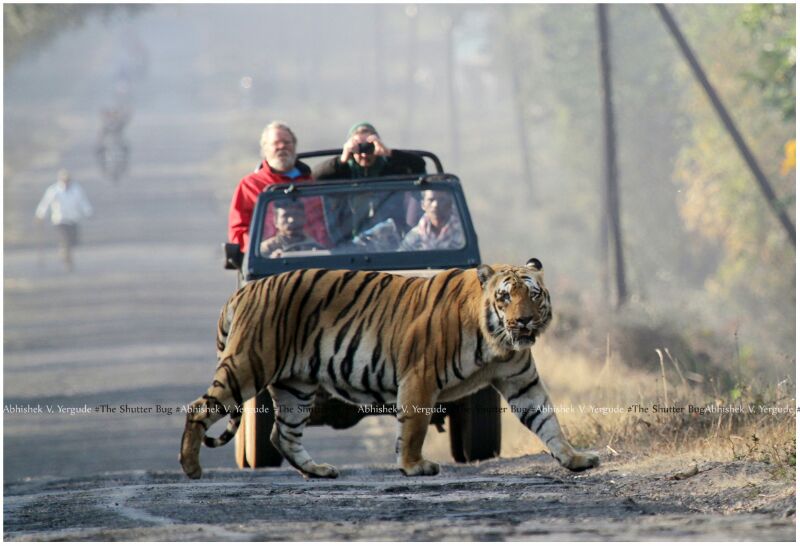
35;181;93;225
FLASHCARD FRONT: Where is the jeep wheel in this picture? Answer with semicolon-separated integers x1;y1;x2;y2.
234;390;283;468
448;386;502;463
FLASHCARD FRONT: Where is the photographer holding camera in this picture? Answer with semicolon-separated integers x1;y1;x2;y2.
313;122;425;180
313;122;426;247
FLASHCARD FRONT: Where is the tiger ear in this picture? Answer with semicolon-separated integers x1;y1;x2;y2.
476;264;495;287
526;258;543;271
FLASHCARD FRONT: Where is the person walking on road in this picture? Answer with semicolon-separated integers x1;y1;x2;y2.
34;169;93;271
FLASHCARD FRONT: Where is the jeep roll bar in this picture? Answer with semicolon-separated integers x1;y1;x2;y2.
297;149;444;174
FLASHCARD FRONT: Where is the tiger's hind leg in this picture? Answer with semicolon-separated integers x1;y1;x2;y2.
269;382;338;479
180;355;258;479
180;393;230;479
395;370;440;476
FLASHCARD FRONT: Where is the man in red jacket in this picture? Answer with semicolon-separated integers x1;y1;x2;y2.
228;121;328;252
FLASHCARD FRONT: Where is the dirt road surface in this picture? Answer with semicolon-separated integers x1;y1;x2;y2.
4;8;795;541
4;456;795;541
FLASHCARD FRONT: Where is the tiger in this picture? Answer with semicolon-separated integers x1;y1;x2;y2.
180;258;599;479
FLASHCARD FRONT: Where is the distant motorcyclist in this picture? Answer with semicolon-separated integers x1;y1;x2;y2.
96;105;131;184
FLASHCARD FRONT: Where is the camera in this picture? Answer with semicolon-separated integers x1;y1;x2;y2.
356;142;375;155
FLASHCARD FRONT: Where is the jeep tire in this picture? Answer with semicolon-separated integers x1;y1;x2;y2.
234;390;284;468
448;386;502;463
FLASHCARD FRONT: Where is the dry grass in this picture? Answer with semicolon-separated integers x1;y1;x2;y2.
496;340;796;473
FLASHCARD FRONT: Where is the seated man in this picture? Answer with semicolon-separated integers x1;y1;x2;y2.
400;190;465;251
260;199;325;258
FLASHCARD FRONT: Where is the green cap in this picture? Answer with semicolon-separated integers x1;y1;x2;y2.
348;122;378;137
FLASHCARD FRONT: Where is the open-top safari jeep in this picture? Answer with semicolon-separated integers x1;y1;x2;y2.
223;150;502;468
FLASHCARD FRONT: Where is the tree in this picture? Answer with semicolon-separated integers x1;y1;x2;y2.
739;4;796;122
4;5;145;66
672;4;795;350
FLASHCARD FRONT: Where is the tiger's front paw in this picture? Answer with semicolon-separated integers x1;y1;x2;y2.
400;459;440;477
180;421;204;479
179;452;203;479
563;451;600;472
303;463;339;479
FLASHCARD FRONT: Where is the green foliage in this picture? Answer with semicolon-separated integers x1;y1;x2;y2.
495;5;699;297
738;4;796;121
672;4;795;351
494;4;794;359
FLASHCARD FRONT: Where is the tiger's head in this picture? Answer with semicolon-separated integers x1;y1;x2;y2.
477;258;552;352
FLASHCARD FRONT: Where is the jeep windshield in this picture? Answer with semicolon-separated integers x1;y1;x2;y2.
242;175;481;278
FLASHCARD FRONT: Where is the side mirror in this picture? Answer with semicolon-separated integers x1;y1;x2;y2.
223;243;244;270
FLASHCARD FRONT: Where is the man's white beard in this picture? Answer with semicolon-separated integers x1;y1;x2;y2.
270;153;296;173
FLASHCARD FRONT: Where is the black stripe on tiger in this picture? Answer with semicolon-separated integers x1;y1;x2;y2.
334;272;379;323
341;319;365;385
218;360;244;407
203;408;242;447
358;274;386;312
474;329;484;363
293;270;328;355
268;270;295;324
508;354;533;379
246;345;265;392
534;412;552;436
507;376;540;403
273;382;315;402
451;305;465;380
309;330;324;382
334;313;357;353
300;300;323;353
371;342;383;373
276;414;310;429
364;275;395;325
361;366;386;404
520;406;542;429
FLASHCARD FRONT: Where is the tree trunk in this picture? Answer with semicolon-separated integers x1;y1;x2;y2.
597;4;628;308
403;5;419;143
444;14;460;170
505;6;535;199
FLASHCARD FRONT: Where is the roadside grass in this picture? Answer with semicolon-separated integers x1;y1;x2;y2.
509;340;797;475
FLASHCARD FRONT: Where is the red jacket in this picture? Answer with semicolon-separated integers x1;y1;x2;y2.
228;160;329;251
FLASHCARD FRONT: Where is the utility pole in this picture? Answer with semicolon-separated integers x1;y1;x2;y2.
403;4;419;143
373;4;384;118
505;5;535;199
444;14;461;170
656;4;796;248
597;4;628;308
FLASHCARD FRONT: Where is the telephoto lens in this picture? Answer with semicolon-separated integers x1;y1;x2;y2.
357;142;375;154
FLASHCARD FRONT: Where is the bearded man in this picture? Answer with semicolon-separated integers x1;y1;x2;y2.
228;121;328;252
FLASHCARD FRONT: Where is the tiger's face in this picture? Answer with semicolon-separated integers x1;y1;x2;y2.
478;258;552;351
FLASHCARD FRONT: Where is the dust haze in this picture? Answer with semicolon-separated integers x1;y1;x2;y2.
4;1;794;487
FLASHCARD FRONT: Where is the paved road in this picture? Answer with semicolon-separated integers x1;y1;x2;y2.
4;456;795;541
